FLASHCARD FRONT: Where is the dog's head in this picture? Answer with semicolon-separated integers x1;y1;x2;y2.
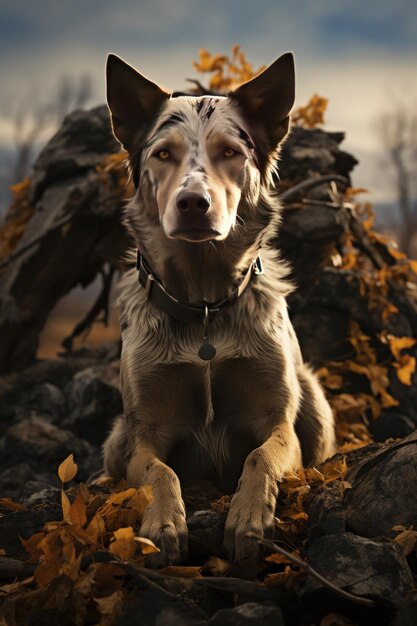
106;53;295;244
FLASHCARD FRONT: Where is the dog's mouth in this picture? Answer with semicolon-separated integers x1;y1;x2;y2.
169;228;222;242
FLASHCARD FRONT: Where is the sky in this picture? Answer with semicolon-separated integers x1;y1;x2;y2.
1;0;416;205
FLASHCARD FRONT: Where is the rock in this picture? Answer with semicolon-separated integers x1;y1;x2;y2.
369;411;416;442
280;127;357;186
0;356;104;431
393;593;417;626
0;106;128;374
63;364;122;446
344;431;417;537
188;509;226;558
306;434;417;541
0;463;54;498
0;415;100;484
19;481;61;507
115;588;208;626
302;532;414;610
208;603;284;626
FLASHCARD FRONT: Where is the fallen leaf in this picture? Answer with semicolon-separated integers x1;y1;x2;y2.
20;531;45;561
397;355;416;386
58;454;78;483
0;497;26;512
69;493;87;527
134;536;159;555
61;489;71;523
109;527;136;561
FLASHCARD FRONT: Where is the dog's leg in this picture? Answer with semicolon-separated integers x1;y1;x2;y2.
126;439;188;567
223;419;302;567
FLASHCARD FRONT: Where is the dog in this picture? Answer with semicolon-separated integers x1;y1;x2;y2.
103;51;335;569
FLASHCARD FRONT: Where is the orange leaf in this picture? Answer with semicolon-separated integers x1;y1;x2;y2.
61;489;71;523
0;498;26;512
58;454;78;483
109;527;136;560
69;493;87;527
397;355;416;386
20;532;45;561
134;536;159;555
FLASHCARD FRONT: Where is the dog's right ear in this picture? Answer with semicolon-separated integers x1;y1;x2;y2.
106;54;169;151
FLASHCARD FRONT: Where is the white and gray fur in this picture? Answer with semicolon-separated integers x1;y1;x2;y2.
103;52;335;569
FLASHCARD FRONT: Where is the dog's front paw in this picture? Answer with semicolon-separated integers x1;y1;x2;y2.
223;487;277;568
140;502;188;568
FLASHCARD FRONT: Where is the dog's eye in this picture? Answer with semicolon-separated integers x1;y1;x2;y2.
156;149;170;160
224;147;238;158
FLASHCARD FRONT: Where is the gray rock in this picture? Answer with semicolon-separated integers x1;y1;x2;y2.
208;603;284;626
63;365;122;446
393;593;417;626
19;481;60;507
115;589;207;626
188;509;226;558
0;415;101;483
302;532;414;609
344;431;417;537
369;411;416;442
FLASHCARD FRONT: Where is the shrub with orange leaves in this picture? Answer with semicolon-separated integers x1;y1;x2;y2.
192;45;266;91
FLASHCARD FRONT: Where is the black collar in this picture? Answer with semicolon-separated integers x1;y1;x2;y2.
136;249;263;325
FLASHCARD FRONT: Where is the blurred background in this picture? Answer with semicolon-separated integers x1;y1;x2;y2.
0;0;416;358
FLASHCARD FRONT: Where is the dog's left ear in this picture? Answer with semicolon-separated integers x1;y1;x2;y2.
231;52;295;146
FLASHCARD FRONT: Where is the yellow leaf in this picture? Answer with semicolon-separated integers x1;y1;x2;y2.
109;527;136;560
397;355;416;386
134;536;160;555
58;454;78;483
69;493;87;527
387;246;406;261
305;467;325;483
388;336;416;361
61;489;71;523
85;513;105;546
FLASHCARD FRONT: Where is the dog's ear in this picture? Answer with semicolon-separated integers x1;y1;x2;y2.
106;54;169;151
231;52;295;146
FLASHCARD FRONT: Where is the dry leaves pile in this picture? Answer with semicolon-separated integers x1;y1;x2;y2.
317;191;417;451
1;455;159;625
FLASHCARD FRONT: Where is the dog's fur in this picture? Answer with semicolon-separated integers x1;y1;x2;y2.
103;52;335;568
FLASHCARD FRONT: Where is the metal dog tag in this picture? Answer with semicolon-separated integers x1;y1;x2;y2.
198;339;216;361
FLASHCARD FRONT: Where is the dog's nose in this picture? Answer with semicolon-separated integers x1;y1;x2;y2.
176;191;211;215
